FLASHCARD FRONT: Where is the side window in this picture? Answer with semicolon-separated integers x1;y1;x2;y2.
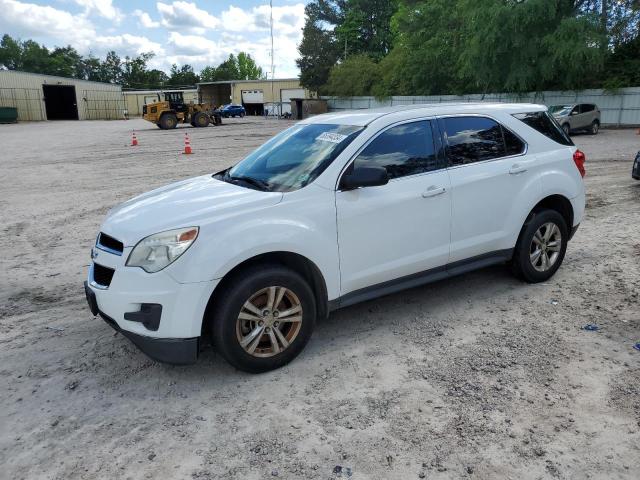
582;104;594;113
513;111;573;146
571;106;580;115
443;116;506;165
503;127;526;156
353;120;441;179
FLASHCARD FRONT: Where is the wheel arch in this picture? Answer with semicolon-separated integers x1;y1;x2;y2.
516;194;574;249
201;251;329;335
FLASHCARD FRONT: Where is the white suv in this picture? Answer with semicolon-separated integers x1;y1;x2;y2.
84;103;586;372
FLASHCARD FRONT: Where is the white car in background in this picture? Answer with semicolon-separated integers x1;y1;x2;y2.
84;103;586;373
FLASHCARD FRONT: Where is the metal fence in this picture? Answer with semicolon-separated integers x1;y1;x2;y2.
0;88;44;121
323;87;640;126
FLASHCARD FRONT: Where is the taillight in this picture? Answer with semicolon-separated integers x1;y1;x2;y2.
573;149;586;178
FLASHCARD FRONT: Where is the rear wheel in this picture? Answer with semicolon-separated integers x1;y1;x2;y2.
159;113;178;130
512;209;568;283
193;112;209;128
589;120;599;135
210;265;316;373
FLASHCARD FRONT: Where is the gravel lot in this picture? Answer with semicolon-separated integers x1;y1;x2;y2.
1;117;639;480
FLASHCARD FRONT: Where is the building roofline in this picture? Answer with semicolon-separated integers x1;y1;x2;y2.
197;78;301;86
0;69;122;87
122;88;197;94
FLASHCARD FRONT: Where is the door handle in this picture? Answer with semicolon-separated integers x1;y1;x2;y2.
422;186;446;198
509;164;527;175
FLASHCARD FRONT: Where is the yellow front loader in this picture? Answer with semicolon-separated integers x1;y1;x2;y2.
142;92;222;129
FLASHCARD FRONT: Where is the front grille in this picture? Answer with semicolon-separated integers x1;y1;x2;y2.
97;232;123;255
92;263;115;288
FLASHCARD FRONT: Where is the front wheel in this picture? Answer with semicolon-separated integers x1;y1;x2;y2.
562;123;571;137
210;265;316;373
512;209;568;283
159;113;178;130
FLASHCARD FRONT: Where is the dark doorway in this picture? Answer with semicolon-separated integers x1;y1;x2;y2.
295;100;303;120
43;85;79;120
243;103;264;116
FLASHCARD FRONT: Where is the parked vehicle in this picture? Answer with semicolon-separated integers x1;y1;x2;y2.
549;103;600;136
633;151;640;180
142;91;222;129
84;103;586;372
218;104;246;118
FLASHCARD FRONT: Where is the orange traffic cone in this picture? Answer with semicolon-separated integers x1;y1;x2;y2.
183;133;192;155
131;130;138;146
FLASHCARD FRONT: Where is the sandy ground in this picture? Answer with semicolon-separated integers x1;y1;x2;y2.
0;117;639;480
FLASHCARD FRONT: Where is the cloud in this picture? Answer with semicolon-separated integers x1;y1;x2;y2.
157;1;220;34
133;9;160;28
0;0;95;45
220;3;305;37
164;31;300;78
73;0;122;22
0;0;161;58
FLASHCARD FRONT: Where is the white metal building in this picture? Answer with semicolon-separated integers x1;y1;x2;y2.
0;70;124;121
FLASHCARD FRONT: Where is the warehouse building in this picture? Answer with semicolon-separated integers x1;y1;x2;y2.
0;70;124;121
123;89;198;117
197;78;313;116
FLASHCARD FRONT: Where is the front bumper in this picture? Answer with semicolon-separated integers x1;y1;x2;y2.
85;281;199;365
84;244;218;365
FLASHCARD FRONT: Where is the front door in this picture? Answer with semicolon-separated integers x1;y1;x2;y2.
336;120;451;295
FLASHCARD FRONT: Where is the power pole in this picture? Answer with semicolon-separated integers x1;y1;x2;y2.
270;0;275;117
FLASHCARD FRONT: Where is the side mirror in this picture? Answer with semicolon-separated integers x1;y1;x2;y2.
340;166;389;191
571;110;579;116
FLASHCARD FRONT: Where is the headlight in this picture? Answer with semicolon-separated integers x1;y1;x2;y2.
126;227;199;273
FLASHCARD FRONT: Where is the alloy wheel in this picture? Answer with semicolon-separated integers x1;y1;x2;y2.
529;222;562;272
236;286;303;358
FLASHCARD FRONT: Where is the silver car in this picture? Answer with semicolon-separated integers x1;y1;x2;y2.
549;103;601;136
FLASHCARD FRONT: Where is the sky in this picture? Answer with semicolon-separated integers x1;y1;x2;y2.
0;0;309;77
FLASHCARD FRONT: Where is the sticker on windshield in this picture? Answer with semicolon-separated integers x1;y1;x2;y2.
316;132;348;144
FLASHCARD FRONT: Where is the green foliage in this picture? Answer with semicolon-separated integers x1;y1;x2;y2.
200;53;264;82
297;0;397;91
0;34;263;89
167;64;199;86
324;54;380;95
299;0;640;95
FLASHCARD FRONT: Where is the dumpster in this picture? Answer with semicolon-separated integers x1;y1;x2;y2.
0;107;18;124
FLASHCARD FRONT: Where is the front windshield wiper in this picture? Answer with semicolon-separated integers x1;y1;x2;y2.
228;174;271;191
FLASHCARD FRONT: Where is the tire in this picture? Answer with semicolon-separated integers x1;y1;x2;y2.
589;120;599;135
159;113;178;130
240;112;245;118
210;265;317;373
512;209;568;283
562;123;571;137
193;112;209;128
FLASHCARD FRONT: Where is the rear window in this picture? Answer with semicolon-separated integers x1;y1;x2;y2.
513;111;573;146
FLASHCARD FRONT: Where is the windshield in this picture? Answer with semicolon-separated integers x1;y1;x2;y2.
549;105;573;116
224;123;363;192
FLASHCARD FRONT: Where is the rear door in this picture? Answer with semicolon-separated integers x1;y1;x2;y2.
441;115;537;262
336;119;451;294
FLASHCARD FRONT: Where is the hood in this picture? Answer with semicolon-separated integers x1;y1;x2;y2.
101;175;283;246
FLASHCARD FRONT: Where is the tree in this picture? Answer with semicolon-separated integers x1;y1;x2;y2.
167;64;199;86
335;0;397;59
297;5;341;91
237;52;264;80
325;54;380;95
0;34;22;69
